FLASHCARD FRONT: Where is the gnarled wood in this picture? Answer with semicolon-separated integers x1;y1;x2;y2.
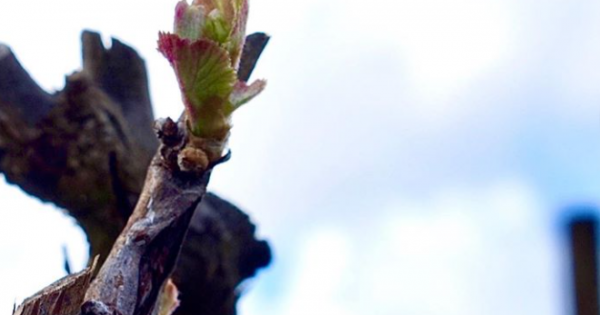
0;31;271;315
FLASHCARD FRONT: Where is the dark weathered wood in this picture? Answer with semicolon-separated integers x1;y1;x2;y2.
0;31;271;315
0;37;153;260
0;44;57;126
81;31;158;158
173;193;271;315
1;71;146;259
237;33;270;82
569;215;599;315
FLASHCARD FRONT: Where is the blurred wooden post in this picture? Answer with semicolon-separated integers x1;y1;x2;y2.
569;215;599;315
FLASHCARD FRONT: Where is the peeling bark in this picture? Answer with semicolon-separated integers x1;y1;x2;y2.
15;258;98;315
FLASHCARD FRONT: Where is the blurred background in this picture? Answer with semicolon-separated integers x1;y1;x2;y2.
2;0;600;314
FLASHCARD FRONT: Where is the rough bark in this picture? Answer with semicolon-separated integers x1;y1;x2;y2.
0;31;271;315
15;258;99;315
82;117;222;315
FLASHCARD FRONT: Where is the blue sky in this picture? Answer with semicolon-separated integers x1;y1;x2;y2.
2;0;600;314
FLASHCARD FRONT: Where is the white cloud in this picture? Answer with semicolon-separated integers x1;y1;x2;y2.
1;1;599;315
332;0;515;102
241;178;563;315
280;228;356;315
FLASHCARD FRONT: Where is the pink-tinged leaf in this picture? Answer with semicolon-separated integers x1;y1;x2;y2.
228;0;248;68
175;0;249;67
229;79;266;110
202;10;231;44
194;0;235;22
158;33;237;138
174;1;205;41
158;32;188;63
175;1;189;20
190;0;234;45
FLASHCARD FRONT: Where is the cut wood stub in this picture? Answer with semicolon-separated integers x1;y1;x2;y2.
14;257;99;315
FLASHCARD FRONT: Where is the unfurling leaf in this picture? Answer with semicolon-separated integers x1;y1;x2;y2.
158;0;265;143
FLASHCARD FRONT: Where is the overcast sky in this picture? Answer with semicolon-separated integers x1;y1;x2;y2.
2;0;600;314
